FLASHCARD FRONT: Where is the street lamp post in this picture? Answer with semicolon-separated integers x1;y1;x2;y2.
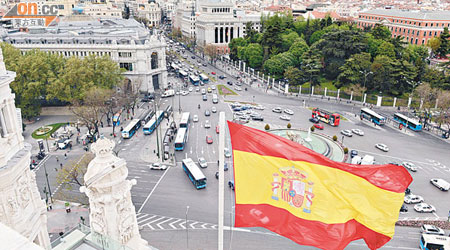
359;70;373;103
153;97;161;161
186;205;190;249
43;163;53;204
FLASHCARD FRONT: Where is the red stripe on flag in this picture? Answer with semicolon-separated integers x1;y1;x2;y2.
235;203;391;250
228;121;412;193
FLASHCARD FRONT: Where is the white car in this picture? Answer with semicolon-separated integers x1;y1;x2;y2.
279;115;291;121
340;130;352;137
420;224;445;236
272;107;282;113
284;109;294;115
149;163;167;170
204;120;211;128
235;86;242;91
196;87;200;92
189;87;193;92
211;107;217;113
201;89;206;94
181;91;189;96
404;194;424;204
430;178;450;191
198;157;208;168
402;162;417;172
351;129;364;136
211;85;216;90
193;115;199;122
254;105;265;110
224;148;232;158
414;203;436;213
375;143;389;152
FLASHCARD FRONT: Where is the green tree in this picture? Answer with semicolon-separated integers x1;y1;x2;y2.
337;52;372;87
376;41;396;58
288;39;309;66
263;52;295;79
437;27;450;58
284;67;303;86
300;48;322;85
309;30;326;45
281;31;300;52
262;14;284;58
423;67;447;89
427;37;441;56
228;37;247;60
366;34;384;58
243;43;263;69
244;22;257;42
370;24;392;41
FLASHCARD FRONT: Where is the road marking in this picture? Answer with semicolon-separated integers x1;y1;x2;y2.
33;154;51;172
156;218;172;230
179;221;186;229
169;219;183;229
355;150;436;166
190;221;198;229
137;166;171;213
138;215;157;224
432;212;439;218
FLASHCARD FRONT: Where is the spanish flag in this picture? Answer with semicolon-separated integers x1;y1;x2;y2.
228;122;412;250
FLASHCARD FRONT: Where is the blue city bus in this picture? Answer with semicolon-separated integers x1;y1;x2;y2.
112;112;121;126
189;75;200;86
393;113;423;131
121;119;141;139
174;127;188;151
182;158;207;189
200;74;209;83
360;108;386;125
143;110;165;135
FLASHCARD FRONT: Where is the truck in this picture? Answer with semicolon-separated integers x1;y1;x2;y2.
161;89;175;98
361;155;375;165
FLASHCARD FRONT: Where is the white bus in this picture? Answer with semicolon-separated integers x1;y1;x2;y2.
420;234;450;250
212;94;218;104
360;108;386;125
121;119;141;139
179;70;188;78
200;74;209;83
174;127;188;151
179;112;190;129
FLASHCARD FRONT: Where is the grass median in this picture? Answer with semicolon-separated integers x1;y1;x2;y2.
217;85;237;96
32;123;65;139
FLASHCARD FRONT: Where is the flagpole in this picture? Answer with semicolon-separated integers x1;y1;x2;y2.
218;112;225;250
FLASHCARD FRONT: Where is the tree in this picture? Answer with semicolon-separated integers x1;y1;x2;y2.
54;152;94;205
242;43;263;69
281;31;300;52
265;124;270;130
427;37;441;56
309;30;326;45
262;14;284;58
123;5;130;19
288;39;309;66
284;67;303;86
370;24;392;41
287;123;292;129
436;27;450;58
435;90;450;136
337;52;372;87
204;44;219;64
423;67;447;89
376;41;396;58
414;83;438;110
244;22;257;42
263;52;295;79
300;48;322;85
228;37;247;60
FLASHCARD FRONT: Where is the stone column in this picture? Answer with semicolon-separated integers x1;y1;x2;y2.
299;86;302;96
311;86;314;96
363;93;367;103
337;89;340;99
324;87;327;97
393;97;397;107
272;78;275;88
350;91;353;101
262;73;264;81
377;96;382;107
285;83;289;94
408;97;412;108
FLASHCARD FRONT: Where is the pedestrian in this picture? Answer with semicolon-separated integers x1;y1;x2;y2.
60;163;63;169
101;121;104;128
56;156;59;162
64;153;67;160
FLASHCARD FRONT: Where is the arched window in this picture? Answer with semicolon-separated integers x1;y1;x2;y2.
151;52;158;69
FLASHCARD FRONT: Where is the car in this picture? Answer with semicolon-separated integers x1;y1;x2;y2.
211;107;217;113
201;89;206;94
57;138;72;149
350;150;358;158
232;107;241;112
191;55;195;59
235;86;242;91
198;63;202;67
430;178;450;191
202;63;207;67
284;109;294;115
196;87;200;92
309;117;319;123
219;75;225;79
404;194;424;204
198;157;208;168
202;95;207;101
189;87;193;92
228;180;235;190
211;85;216;90
272;107;282;113
204;120;211;128
314;124;324;130
400;204;408;213
402;162;418;172
280;115;291;121
207;87;212;93
351;129;364;136
341;130;352;137
227;81;233;86
181;91;189;96
420;224;445;236
375;143;389;152
224;163;228;171
211;72;216;75
216;125;220;134
193;115;199;122
253;105;265;110
224;148;232;158
204;110;210;116
414;203;436;213
206;135;213;144
251;115;264;121
149;163;167;170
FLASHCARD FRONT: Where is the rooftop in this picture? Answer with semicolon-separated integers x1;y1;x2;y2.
360;9;450;20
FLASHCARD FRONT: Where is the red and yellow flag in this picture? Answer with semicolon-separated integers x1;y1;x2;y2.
228;121;412;250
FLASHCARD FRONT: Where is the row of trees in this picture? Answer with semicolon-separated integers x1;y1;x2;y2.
228;14;450;97
0;43;133;137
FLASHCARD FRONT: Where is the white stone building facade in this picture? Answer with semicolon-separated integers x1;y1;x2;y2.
76;2;123;18
0;16;168;93
136;1;162;27
173;0;197;38
0;48;51;249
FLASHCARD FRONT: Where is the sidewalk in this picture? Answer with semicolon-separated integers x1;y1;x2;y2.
46;200;89;239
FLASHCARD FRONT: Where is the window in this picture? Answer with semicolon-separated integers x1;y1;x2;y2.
151;52;158;69
120;63;133;71
119;52;132;58
0;108;7;137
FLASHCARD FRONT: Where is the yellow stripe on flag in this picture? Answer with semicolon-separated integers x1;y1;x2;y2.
234;150;404;238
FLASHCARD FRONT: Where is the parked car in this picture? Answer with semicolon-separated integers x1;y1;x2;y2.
193;115;199;122
272;107;282;113
204;110;210;116
375;143;389;152
430;178;450;191
309;117;319;123
204;120;211;128
351;129;364;136
420;224;445;236
198;157;208;168
314;124;324;130
284;109;294;115
400;204;408;213
279;115;291;121
206;135;213;144
251;115;264;121
196;87;200;92
207;87;212;93
414;203;436;213
224;148;232;158
227;81;233;86
211;85;216;90
149;163;167;170
404;194;424;204
402;162;418;172
350;150;358;158
341;130;352;137
253;105;265;110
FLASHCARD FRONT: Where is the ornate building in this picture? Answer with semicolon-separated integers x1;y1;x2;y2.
0;47;51;248
80;138;151;250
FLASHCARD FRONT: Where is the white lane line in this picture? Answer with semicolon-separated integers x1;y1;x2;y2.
138;215;157;224
137;166;171;213
190;221;198;229
169;219;183;229
136;213;150;221
156;218;172;230
179;221;186;229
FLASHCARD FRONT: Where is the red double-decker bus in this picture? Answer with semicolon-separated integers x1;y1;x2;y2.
312;108;340;126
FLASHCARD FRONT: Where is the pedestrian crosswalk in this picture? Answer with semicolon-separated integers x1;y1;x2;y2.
136;213;217;231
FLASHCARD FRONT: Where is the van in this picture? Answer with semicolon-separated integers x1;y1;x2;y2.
361;155;375;165
351;156;362;165
212;94;218;104
164;145;170;160
162;89;175;98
